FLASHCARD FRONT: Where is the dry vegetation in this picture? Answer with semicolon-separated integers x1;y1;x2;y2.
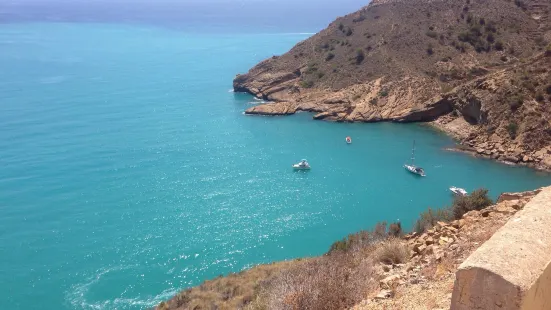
158;190;501;310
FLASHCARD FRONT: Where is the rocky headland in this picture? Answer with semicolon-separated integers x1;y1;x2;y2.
234;0;551;170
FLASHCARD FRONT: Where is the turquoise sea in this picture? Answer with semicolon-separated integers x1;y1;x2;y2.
2;16;551;310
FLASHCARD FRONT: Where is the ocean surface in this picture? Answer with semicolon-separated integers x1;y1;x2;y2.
1;4;551;310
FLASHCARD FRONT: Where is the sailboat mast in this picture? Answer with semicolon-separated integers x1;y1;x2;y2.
411;140;416;165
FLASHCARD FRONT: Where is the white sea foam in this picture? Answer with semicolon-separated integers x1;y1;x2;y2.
65;265;180;310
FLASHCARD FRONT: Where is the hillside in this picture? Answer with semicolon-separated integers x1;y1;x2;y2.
234;0;551;169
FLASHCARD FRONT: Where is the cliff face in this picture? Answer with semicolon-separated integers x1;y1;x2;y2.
234;0;551;168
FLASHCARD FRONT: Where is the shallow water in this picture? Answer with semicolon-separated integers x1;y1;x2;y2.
1;22;550;310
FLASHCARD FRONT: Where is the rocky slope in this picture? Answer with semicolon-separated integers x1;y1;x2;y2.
234;0;551;168
353;188;542;309
157;188;544;310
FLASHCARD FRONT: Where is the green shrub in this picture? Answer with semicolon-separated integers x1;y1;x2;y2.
355;49;365;64
427;45;434;55
325;52;335;61
486;33;495;43
379;89;389;97
300;80;314;88
514;0;527;10
369;98;378;105
485;21;497;33
414;207;453;233
425;31;438;39
506;122;519;139
305;65;317;74
451;188;493;219
338;23;344;31
317;72;325;79
346;28;353;36
509;95;523;111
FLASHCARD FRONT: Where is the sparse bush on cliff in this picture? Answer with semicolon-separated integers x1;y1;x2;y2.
536;92;545;102
425;31;438;39
379;89;389;97
355;49;365;64
427;44;434;55
325;52;335;61
300;80;314;88
514;0;527;10
508;95;523;111
346;27;353;36
414;188;492;232
452;188;493;219
388;222;403;237
507;122;519;139
266;254;377;310
328;220;402;254
546;84;551;95
414;207;453;233
373;237;410;265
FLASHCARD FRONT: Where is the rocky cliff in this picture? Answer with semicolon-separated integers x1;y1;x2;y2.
234;0;551;169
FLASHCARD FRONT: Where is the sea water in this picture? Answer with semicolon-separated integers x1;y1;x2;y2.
1;10;551;310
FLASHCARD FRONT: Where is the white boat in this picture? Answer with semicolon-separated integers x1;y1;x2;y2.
404;140;426;177
293;159;311;170
450;186;467;196
346;136;352;144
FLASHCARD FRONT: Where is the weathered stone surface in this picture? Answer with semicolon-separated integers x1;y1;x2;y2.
245;102;297;115
451;187;551;310
497;188;543;203
374;290;392;300
380;274;401;289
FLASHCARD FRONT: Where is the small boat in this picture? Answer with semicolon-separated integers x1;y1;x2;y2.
346;136;352;144
404;140;426;177
450;186;468;196
293;159;311;170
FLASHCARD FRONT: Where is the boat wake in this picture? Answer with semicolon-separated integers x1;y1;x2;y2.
65;265;178;310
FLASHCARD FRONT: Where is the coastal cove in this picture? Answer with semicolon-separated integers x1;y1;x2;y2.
2;22;551;310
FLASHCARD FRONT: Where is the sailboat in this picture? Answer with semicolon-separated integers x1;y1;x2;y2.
404;140;426;177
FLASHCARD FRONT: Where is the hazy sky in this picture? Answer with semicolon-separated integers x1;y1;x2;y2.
1;0;369;31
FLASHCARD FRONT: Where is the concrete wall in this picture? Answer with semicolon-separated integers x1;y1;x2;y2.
451;187;551;310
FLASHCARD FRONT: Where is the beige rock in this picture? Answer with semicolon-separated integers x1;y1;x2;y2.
245;102;297;115
447;226;458;233
418;244;427;254
451;187;551;310
374;290;392;300
436;221;448;228
380;274;401;289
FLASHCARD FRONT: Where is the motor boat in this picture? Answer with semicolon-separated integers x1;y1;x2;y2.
450;186;467;196
293;159;311;170
404;140;426;177
346;136;352;144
